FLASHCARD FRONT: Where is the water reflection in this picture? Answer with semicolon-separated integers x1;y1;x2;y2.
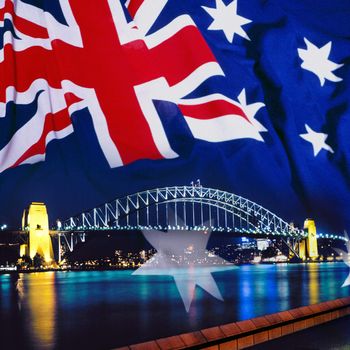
309;264;320;304
25;272;57;349
238;276;254;319
0;275;11;312
276;265;290;310
0;263;349;349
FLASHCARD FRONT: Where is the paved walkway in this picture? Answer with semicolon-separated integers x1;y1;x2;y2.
248;315;350;350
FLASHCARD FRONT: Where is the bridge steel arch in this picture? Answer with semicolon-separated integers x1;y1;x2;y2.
61;186;305;239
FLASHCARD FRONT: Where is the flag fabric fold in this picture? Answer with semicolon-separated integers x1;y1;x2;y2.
0;0;350;233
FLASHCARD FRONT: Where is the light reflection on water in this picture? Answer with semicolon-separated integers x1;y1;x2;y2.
309;264;320;304
0;263;349;349
25;272;57;349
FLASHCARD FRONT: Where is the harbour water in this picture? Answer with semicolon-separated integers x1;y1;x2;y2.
0;263;349;349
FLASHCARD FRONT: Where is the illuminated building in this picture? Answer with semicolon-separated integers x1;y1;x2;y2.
257;239;270;251
304;219;319;260
20;202;54;263
298;219;319;261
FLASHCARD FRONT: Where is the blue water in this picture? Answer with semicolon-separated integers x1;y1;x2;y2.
0;263;349;349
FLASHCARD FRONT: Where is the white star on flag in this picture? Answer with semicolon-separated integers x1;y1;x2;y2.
237;89;267;133
133;220;236;312
298;38;343;86
300;124;334;157
202;0;251;43
334;232;350;287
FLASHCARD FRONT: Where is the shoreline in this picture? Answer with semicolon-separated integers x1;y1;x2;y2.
0;260;343;274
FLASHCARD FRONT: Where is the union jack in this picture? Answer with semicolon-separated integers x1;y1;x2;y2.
0;0;265;173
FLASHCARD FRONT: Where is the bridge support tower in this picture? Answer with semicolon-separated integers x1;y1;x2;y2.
299;219;319;261
21;202;54;264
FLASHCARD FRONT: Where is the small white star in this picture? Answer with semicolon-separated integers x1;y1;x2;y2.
298;38;343;86
334;232;350;287
237;88;267;133
300;124;334;157
202;0;251;43
133;221;235;312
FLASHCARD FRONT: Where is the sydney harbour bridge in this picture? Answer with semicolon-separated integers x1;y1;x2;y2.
15;184;348;263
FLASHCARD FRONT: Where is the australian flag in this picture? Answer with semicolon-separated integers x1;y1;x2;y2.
0;0;349;234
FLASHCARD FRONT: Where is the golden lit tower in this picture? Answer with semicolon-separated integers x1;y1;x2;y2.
298;239;306;261
304;219;319;260
22;202;54;263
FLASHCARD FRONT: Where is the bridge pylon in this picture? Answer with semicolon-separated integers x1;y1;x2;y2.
21;202;54;264
298;219;318;261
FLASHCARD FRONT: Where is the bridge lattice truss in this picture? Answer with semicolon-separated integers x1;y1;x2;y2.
61;186;306;239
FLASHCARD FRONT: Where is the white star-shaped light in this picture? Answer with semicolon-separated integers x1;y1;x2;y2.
334;232;350;287
298;38;343;86
237;88;267;133
133;221;235;312
300;124;334;157
202;0;251;43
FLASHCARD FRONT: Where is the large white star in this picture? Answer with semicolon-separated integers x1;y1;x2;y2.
133;225;235;312
334;232;350;287
300;124;334;157
237;88;267;133
298;38;343;86
202;0;251;43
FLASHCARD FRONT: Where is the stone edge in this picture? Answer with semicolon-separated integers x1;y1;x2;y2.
116;296;350;350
